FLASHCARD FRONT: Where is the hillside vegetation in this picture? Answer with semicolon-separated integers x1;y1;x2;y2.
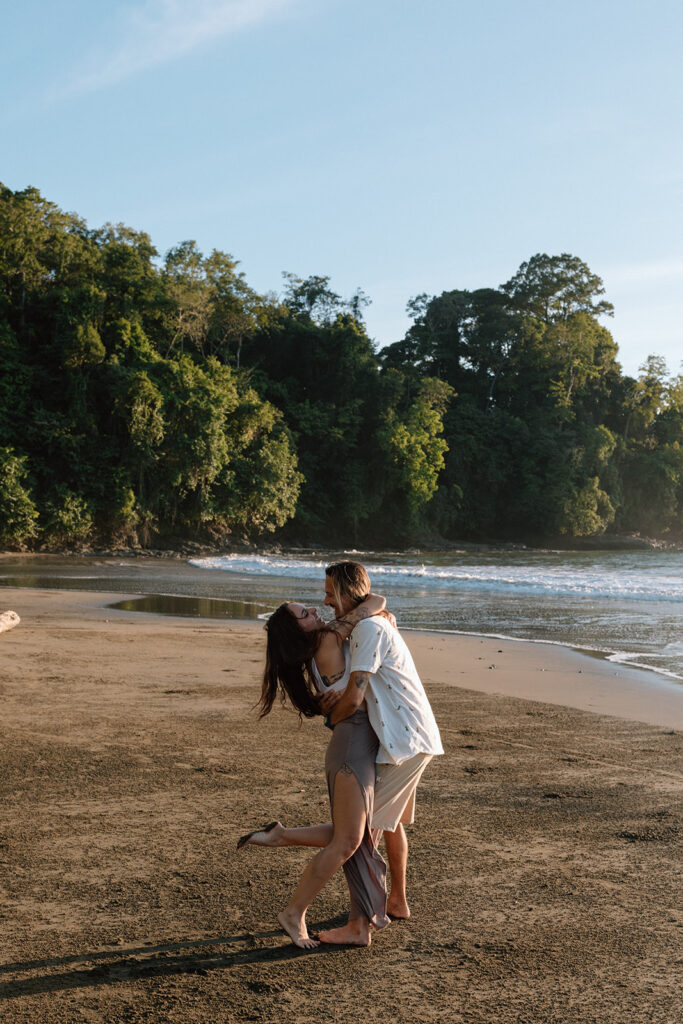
1;184;681;549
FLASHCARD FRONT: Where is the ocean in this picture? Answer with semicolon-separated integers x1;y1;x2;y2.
188;549;683;682
2;549;681;681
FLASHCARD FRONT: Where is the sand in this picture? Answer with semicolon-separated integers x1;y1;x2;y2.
0;587;681;1023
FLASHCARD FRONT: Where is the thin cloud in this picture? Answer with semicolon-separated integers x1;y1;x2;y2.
62;0;302;96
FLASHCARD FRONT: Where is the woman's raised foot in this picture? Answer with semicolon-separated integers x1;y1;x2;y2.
236;821;284;851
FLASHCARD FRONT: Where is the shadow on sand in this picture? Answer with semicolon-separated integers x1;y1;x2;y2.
0;918;351;1000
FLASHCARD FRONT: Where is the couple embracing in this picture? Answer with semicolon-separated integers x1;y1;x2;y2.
238;561;443;949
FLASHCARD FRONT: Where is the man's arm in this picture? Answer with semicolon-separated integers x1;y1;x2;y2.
319;670;371;725
325;594;386;640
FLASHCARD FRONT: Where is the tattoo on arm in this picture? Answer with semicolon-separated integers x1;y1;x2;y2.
327;606;371;638
353;672;370;696
321;669;345;688
330;671;370;723
345;605;371;624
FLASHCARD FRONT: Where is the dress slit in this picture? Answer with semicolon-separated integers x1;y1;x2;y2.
325;708;389;930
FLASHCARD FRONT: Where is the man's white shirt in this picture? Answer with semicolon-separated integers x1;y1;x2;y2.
349;617;444;765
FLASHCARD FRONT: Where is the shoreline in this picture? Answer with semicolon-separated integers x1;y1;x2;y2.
1;548;682;686
405;625;683;684
2;556;682;686
3;585;682;729
2;526;682;560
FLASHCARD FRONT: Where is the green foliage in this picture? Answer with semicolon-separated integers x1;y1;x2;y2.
379;378;454;526
216;404;303;533
614;358;683;535
239;300;388;542
0;447;39;547
63;323;106;369
561;477;615;536
502;253;614;322
0;183;302;549
0;180;679;548
382;258;680;540
41;488;94;548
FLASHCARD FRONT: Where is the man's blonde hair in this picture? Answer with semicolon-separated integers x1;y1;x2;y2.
325;561;371;610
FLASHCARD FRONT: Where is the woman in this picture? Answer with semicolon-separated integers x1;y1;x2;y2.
240;596;390;948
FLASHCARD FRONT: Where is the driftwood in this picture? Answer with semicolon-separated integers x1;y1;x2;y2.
0;611;20;634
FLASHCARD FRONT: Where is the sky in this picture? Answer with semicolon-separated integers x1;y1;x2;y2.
3;0;683;378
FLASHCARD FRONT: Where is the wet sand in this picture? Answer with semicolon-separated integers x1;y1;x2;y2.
1;588;681;1023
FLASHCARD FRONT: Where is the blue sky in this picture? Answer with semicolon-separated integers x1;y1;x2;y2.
3;0;682;377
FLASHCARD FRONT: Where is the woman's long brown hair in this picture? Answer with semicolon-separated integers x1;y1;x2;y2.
259;603;324;719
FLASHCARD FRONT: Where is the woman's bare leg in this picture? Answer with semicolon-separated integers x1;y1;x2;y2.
240;822;333;850
317;824;380;946
277;771;366;948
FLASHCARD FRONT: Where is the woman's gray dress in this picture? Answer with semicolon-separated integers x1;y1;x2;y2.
314;647;389;929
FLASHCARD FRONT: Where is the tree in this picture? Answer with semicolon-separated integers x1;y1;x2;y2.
162;241;211;356
379;378;454;530
63;323;106;369
616;357;683;536
501;253;614;323
239;298;384;541
41;488;94;548
2;182;679;547
204;249;267;367
213;388;303;533
0;447;39;547
0;184;305;548
623;355;670;442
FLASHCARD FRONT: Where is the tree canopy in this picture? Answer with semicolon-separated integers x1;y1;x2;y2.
0;185;680;549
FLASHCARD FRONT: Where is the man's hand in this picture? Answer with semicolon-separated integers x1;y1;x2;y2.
378;609;397;629
318;689;343;715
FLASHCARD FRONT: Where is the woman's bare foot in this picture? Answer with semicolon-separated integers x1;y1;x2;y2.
318;918;372;946
386;896;410;919
277;909;319;949
236;821;284;851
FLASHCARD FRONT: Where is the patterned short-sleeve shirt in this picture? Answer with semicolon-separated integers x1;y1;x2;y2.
350;618;444;765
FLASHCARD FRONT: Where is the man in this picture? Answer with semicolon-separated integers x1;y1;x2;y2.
317;560;443;944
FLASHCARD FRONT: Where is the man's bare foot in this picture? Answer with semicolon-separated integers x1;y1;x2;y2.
236;821;284;851
318;919;372;946
386;896;410;919
277;909;319;949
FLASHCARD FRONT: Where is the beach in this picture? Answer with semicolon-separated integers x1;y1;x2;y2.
1;586;682;1023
